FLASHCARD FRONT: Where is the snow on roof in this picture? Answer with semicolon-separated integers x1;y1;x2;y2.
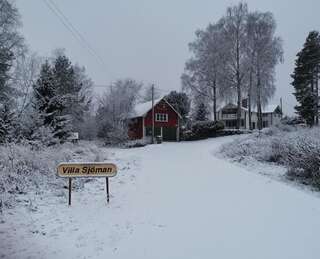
262;104;279;113
250;104;279;113
218;103;280;113
129;97;164;118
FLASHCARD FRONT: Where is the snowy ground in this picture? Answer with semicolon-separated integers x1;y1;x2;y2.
1;136;320;259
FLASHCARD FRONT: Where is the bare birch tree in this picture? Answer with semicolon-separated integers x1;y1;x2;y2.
220;2;249;129
246;11;283;129
182;22;227;121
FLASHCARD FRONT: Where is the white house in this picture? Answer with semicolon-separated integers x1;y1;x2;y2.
217;102;282;129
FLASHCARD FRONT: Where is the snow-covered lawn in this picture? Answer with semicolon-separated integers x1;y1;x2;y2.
1;136;320;259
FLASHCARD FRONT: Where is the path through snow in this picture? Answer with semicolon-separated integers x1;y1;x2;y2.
1;137;320;259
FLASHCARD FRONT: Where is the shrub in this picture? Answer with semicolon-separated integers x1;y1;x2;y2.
0;141;105;210
283;131;320;188
183;120;224;141
220;124;320;189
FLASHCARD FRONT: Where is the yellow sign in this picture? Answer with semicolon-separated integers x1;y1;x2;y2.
57;162;117;178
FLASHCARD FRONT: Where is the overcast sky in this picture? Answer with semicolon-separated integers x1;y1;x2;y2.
16;0;320;115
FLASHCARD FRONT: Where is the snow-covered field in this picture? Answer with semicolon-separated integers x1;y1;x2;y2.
1;136;320;259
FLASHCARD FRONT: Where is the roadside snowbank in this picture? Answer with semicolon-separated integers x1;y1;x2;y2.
0;141;107;211
219;125;320;190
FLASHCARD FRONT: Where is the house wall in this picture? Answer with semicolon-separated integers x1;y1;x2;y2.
144;99;179;128
217;109;252;129
262;112;282;128
217;107;281;129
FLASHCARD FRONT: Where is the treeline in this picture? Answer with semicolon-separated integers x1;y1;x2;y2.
182;2;283;130
0;1;93;145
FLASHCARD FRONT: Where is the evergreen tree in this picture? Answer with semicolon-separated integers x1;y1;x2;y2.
33;54;93;142
0;48;14;103
52;55;77;96
292;31;320;126
33;60;56;125
165;91;190;121
33;59;71;142
195;102;209;121
53;56;92;131
0;48;15;143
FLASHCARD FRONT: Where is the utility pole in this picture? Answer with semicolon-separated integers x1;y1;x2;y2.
152;84;155;144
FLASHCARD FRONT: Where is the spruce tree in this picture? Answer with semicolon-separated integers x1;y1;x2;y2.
292;31;320;126
33;59;71;142
195;103;208;121
33;54;92;142
0;48;13;103
33;60;56;125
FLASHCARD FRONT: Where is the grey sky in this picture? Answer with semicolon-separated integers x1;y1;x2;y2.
16;0;320;115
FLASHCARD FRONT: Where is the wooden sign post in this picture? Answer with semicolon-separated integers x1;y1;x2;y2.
57;162;117;206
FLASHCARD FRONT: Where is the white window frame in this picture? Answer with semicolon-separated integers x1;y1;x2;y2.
155;113;168;122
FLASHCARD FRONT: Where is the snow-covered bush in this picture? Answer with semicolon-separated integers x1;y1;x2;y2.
0;141;105;210
220;132;275;162
183;120;224;141
124;138;150;148
283;130;320;187
221;124;320;189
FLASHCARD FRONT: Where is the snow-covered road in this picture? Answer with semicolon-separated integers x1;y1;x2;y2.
2;137;320;259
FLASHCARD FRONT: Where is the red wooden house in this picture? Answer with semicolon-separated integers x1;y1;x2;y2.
128;97;182;141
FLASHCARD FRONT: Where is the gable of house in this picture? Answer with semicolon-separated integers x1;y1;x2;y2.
130;97;182;119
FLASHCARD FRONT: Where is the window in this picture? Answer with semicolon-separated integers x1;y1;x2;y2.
262;121;268;128
155;113;168;122
226;120;237;128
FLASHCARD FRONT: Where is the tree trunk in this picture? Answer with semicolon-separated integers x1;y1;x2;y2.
237;85;241;129
257;75;262;130
212;82;217;121
248;68;253;130
236;32;241;129
315;66;319;125
311;70;315;126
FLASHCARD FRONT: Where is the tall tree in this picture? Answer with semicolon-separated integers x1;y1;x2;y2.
246;11;283;129
33;58;72;142
33;60;56;125
0;0;25;142
0;0;24;102
292;31;320;126
182;22;227;121
220;2;249;129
